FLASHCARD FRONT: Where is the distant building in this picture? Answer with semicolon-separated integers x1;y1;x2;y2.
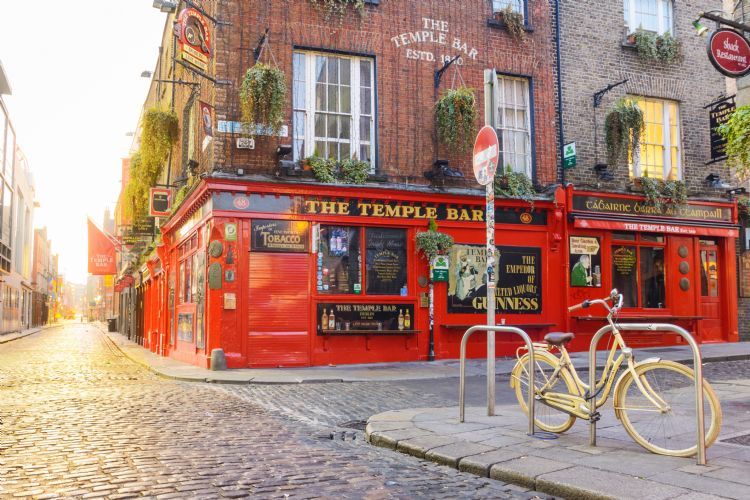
31;227;52;326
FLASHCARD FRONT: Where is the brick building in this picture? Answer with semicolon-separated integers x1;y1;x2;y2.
558;0;740;344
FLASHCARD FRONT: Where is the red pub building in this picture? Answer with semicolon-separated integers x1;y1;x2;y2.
125;0;739;369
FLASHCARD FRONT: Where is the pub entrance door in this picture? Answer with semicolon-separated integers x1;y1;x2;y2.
699;239;723;342
247;252;311;366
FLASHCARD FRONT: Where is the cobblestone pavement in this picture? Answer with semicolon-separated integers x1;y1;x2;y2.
0;324;544;499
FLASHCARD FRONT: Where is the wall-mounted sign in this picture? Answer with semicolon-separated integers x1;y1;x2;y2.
223;292;236;310
740;252;750;298
224;223;237;241
431;255;450;282
317;303;414;334
572;194;733;223
365;228;407;295
213;192;548;225
236;137;255;149
217;120;289;137
251;219;309;253
149;188;172;217
447;244;542;314
569;236;601;288
707;29;750;78
177;313;194;342
176;8;212;72
709;97;735;162
391;17;479;64
563;142;577;169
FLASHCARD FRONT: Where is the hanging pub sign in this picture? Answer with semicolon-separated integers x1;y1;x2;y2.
317;303;415;334
709;96;735;162
149;188;171;217
707;29;750;78
447;244;542;314
175;8;212;72
251;219;309;253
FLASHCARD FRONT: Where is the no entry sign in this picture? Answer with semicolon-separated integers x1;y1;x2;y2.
707;29;750;78
473;125;500;186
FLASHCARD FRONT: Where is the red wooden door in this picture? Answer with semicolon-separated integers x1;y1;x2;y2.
248;253;311;366
699;241;722;342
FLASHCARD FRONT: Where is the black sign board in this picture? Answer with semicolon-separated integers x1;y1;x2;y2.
447;245;542;314
572;195;733;223
365;228;407;295
709;97;735;162
131;217;155;235
251;219;309;253
317;303;415;334
213;192;547;225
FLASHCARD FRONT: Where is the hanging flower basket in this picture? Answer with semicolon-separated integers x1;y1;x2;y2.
494;166;536;207
605;98;644;169
637;176;687;210
415;220;454;262
435;86;478;154
239;63;287;137
631;30;681;65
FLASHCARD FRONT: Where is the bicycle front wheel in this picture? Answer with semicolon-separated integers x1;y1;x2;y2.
615;360;722;457
512;352;577;433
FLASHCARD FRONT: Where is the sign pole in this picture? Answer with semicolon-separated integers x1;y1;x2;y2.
486;182;496;416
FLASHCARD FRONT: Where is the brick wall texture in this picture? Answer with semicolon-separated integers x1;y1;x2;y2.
209;0;559;185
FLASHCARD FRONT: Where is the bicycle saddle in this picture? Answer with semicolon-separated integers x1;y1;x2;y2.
544;332;575;346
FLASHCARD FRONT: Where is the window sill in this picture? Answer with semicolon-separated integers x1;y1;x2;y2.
487;17;534;33
319;329;418;336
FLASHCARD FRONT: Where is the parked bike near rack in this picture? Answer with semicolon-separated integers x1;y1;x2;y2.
510;289;722;457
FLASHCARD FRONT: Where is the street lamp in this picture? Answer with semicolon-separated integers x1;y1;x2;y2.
692;20;709;37
152;0;177;13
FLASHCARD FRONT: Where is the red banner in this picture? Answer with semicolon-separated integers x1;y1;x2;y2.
88;219;116;275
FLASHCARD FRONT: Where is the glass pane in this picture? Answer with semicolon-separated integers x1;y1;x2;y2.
640;247;665;308
360;87;371;115
293;81;305;109
641;233;664;242
315;114;326;138
612;245;638;307
340;59;351;85
328;57;339;84
340;85;351;114
318;226;361;295
327;115;337;139
700;250;719;297
316;83;326;111
360;61;371;87
360;144;371;162
316;56;327;83
359;117;371;142
340;142;350;159
613;232;636;241
340;117;351;140
328;85;339;113
365;228;408;295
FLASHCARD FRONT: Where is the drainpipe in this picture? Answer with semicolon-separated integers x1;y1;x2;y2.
554;0;566;186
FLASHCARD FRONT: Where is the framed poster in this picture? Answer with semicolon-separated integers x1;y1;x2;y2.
569;236;602;287
251;219;309;253
177;313;194;343
365;228;407;295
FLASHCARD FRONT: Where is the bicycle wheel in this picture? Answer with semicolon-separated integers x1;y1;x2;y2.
512;352;577;433
615;360;722;457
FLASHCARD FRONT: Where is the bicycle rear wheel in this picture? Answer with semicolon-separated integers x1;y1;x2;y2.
512;353;577;433
615;360;722;457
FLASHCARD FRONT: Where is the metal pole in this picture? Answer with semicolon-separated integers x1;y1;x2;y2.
459;325;535;436
486;184;496;416
587;323;706;465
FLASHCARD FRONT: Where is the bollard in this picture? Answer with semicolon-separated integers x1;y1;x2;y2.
210;348;228;371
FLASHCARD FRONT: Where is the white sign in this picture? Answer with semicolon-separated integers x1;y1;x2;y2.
218;120;289;137
569;236;600;255
391;17;480;64
236;137;255;149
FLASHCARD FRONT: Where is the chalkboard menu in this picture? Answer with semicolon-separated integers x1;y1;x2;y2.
448;245;542;314
317;303;415;334
612;246;637;307
251;219;309;253
177;313;194;342
365;228;407;295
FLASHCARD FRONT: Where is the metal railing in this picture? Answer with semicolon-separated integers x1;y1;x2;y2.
459;325;536;436
588;323;707;465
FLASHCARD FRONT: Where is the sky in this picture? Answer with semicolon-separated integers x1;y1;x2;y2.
0;1;167;284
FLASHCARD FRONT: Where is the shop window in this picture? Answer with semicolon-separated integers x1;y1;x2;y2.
700;239;719;297
293;51;375;167
624;0;673;34
317;225;407;296
611;232;666;309
1;183;12;246
178;232;200;305
493;74;532;176
492;0;524;19
628;97;681;181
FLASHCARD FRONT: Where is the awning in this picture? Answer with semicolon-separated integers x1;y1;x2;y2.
574;217;739;238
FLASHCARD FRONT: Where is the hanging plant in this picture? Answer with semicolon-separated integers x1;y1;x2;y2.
309;0;365;19
495;5;525;41
339;158;370;184
494;165;536;207
307;156;338;183
239;63;287;136
718;105;750;180
632;30;681;64
140;107;180;171
738;198;750;219
415;219;454;262
605;98;644;168
638;176;687;210
435;87;478;153
123;153;148;221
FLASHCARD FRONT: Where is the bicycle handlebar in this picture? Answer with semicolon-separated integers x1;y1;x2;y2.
568;289;623;314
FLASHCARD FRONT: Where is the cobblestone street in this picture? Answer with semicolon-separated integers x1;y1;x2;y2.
0;324;542;499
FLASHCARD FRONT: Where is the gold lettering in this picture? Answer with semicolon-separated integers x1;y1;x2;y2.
458;209;471;221
320;201;336;215
472;209;483;222
402;206;415;218
337;202;350;215
358;202;372;216
372;204;385;217
385;205;401;218
425;207;438;219
305;200;320;214
447;208;459;220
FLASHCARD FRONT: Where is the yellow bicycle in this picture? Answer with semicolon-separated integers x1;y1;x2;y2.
510;289;722;457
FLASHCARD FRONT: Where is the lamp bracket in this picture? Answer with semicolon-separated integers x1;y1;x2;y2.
593;79;628;108
434;54;462;89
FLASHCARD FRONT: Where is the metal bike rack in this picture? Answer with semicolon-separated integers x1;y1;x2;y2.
588;323;707;465
459;325;536;437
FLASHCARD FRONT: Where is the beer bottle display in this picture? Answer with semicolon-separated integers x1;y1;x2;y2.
404;309;411;329
328;309;336;330
321;308;328;330
398;309;404;330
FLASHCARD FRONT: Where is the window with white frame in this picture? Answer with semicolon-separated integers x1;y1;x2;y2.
624;0;673;33
493;74;532;176
629;97;681;180
293;51;375;167
492;0;524;19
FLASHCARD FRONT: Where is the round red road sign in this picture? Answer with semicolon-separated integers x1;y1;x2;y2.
473;125;500;186
707;29;750;78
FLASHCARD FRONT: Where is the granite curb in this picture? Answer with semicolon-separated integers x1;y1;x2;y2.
0;323;60;345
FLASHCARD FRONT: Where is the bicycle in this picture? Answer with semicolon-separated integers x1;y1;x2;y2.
509;289;722;457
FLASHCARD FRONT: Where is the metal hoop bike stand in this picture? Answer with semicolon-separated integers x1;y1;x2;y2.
588;323;707;465
459;325;536;437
